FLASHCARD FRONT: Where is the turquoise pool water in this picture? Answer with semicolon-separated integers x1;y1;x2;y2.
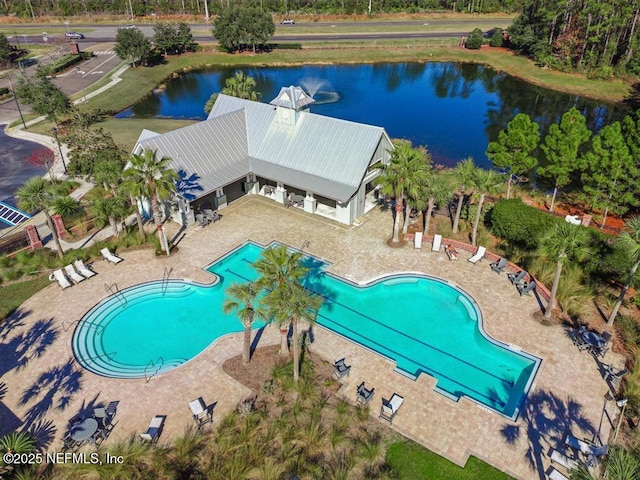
72;242;539;419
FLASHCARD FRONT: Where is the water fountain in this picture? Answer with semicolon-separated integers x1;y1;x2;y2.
300;78;341;105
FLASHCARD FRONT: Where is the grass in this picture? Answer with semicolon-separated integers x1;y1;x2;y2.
0;276;50;320
386;441;514;480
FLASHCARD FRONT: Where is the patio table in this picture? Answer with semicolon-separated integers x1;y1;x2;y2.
70;418;99;443
582;331;605;349
291;194;304;206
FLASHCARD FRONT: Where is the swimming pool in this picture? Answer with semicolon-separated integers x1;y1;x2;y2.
72;241;539;419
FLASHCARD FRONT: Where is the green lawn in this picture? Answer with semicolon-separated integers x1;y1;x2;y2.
386;441;514;480
0;276;51;320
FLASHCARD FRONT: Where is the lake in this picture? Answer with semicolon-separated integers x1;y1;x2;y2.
116;62;626;168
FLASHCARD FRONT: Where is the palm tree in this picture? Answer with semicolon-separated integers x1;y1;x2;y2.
451;158;477;234
539;223;592;319
124;149;179;255
253;245;308;355
413;170;452;236
85;187;129;237
223;282;265;364
16;177;76;258
263;282;323;383
375;143;428;244
470;168;503;246
608;216;640;325
204;72;261;114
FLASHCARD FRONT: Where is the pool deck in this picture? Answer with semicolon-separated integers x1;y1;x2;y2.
0;195;625;480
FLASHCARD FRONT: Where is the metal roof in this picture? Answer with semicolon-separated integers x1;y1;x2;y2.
269;86;315;110
135;90;392;203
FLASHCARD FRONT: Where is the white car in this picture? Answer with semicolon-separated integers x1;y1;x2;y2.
65;32;84;39
281;19;295;24
120;24;137;29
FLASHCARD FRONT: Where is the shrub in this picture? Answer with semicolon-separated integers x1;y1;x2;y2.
489;28;503;47
465;28;484;49
487;198;557;248
617;315;640;350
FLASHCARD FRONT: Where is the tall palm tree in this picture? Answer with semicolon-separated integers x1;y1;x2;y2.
413;170;452;236
15;177;75;258
223;282;265;364
253;245;308;355
119;175;148;241
375;143;428;244
85;187;129;238
263;282;323;383
451;158;477;234
539;223;592;318
225;72;261;101
124;149;179;255
608;216;640;325
470;168;503;246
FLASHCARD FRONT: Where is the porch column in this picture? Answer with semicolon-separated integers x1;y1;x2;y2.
335;200;352;225
303;193;316;214
274;183;287;204
214;188;227;210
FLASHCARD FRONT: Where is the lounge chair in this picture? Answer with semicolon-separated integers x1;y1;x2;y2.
490;257;508;274
188;397;213;428
507;270;527;286
572;326;590;351
379;393;404;423
605;365;628;386
431;234;442;252
467;246;486;264
565;434;608;458
49;269;72;289
414;232;423;249
517;280;536;296
64;264;85;284
140;415;165;443
550;448;579;470
332;358;351;380
100;248;123;264
202;208;221;223
356;382;375;405
74;259;96;278
547;466;570;480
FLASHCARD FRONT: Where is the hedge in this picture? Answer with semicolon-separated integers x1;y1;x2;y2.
487;198;558;248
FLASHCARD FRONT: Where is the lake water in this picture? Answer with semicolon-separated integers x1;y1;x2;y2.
116;62;626;168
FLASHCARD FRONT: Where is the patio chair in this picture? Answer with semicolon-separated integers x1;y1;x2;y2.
74;259;96;278
49;269;72;289
379;393;404;423
196;213;210;227
565;434;608;458
140;415;166;443
517;280;536;296
64;264;85;284
100;248;123;264
203;208;220;223
414;232;423;249
431;234;442;252
490;257;508;274
332;358;351;380
547;466;570;480
604;365;628;386
62;431;79;451
467;246;486;264
507;270;527;286
572;326;590;351
104;401;119;422
188;397;213;428
356;382;375;405
444;245;459;261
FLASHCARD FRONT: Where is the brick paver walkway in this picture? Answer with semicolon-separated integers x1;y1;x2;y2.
0;196;624;480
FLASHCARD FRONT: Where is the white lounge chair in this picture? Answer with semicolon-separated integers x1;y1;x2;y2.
49;269;72;289
74;259;96;278
188;397;213;428
379;393;404;423
414;232;423;249
547;466;570;480
550;448;579;470
565;434;608;457
431;234;442;252
100;248;123;264
64;264;85;284
140;415;165;443
468;246;486;264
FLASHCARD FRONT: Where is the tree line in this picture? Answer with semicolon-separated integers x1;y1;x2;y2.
7;0;522;18
508;0;640;77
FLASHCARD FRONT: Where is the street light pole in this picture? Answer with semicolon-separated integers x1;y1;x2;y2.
7;76;26;129
51;127;67;173
76;67;87;103
613;398;628;443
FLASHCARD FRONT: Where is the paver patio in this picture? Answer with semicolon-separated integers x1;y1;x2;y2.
0;196;624;480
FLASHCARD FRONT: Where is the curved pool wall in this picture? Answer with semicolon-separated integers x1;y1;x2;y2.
72;241;540;419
